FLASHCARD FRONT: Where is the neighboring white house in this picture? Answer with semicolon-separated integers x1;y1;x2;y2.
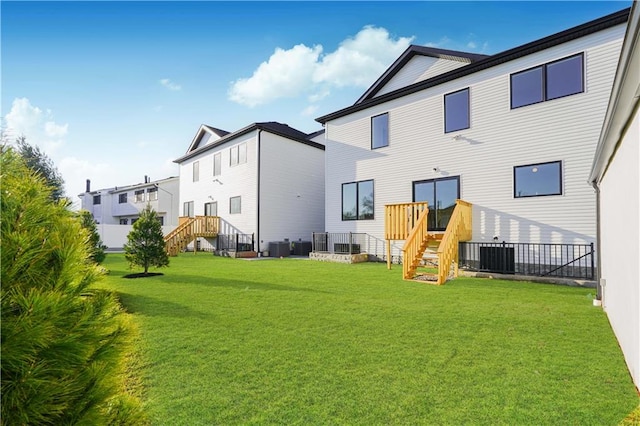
174;122;325;253
589;3;639;391
315;9;629;275
78;176;180;248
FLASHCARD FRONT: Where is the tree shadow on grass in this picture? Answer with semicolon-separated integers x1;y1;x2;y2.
157;275;333;294
116;292;214;319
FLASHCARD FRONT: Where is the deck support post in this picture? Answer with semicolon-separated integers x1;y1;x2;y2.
386;239;391;269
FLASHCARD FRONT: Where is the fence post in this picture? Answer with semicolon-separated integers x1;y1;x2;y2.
349;232;353;255
590;242;595;280
252;233;255;252
311;233;315;253
235;233;239;251
502;241;507;274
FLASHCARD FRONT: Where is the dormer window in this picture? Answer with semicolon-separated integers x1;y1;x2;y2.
371;113;389;149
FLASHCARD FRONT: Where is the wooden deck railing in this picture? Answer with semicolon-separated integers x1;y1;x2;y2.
384;202;428;268
164;216;219;256
436;200;472;284
401;207;430;280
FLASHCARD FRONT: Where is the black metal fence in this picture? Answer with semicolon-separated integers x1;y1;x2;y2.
311;232;369;254
459;241;595;280
217;233;255;252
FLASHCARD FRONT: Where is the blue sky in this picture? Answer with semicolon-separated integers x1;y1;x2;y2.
1;1;630;206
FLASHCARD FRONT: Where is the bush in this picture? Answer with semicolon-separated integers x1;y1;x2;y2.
0;147;143;424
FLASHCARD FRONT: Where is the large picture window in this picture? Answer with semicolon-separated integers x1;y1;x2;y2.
511;53;583;109
342;180;374;220
514;161;562;198
444;88;470;133
413;176;460;231
371;113;389;149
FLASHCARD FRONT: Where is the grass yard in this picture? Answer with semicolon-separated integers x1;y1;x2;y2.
97;254;639;425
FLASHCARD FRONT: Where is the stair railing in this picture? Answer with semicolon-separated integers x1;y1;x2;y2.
401;207;429;280
436;200;472;284
164;216;220;256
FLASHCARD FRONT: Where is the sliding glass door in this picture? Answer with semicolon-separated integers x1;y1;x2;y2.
413;176;460;231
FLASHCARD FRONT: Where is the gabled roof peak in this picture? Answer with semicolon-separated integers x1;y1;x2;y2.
355;45;489;104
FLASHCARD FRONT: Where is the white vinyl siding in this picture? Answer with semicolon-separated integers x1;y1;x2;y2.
599;110;640;390
259;132;325;252
324;25;625;259
376;56;470;97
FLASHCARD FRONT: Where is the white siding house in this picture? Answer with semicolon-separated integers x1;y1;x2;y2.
316;9;628;271
174;122;325;253
78;176;180;248
590;3;639;391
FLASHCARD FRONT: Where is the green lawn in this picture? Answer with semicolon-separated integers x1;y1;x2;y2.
97;254;638;425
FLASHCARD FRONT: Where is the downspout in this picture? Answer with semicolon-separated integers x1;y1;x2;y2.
591;180;602;302
256;129;262;254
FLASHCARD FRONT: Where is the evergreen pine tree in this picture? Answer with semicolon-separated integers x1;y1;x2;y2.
77;209;107;263
124;204;169;274
0;147;142;424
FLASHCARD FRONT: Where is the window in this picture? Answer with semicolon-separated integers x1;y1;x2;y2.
147;187;158;201
371;113;389;149
514;161;562;198
511;53;583;109
413;176;460;231
193;161;200;182
444;88;470;133
134;190;145;203
157;216;164;226
230;196;241;214
213;153;221;176
131;218;138;225
183;201;194;217
93;195;101;205
342;180;374;220
204;201;217;216
230;143;247;166
119;218;128;225
118;193;127;204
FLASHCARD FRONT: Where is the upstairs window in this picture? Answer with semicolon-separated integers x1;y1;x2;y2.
213;153;221;176
371;113;389;149
514;161;562;198
193;161;200;182
134;190;145;203
118;193;127;204
342;180;374;220
119;218;128;225
147;187;158;201
230;143;247;166
511;53;583;109
444;88;470;133
93;195;101;205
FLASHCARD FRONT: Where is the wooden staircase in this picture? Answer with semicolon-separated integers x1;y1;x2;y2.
164;216;220;256
385;200;472;285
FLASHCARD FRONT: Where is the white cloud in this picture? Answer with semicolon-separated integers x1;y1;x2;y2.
228;26;414;107
160;78;182;91
228;44;322;107
301;105;319;117
467;41;477;49
5;97;68;152
314;26;413;87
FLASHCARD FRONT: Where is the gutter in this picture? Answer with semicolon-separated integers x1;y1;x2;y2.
591;181;603;301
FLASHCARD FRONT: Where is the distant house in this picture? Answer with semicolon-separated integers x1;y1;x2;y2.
315;9;629;281
78;176;180;248
171;122;325;255
589;3;639;391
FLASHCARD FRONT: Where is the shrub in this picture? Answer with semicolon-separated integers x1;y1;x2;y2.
0;147;143;424
124;204;169;274
78;209;107;263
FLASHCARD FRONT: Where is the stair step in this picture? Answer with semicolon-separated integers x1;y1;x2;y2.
412;273;439;283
